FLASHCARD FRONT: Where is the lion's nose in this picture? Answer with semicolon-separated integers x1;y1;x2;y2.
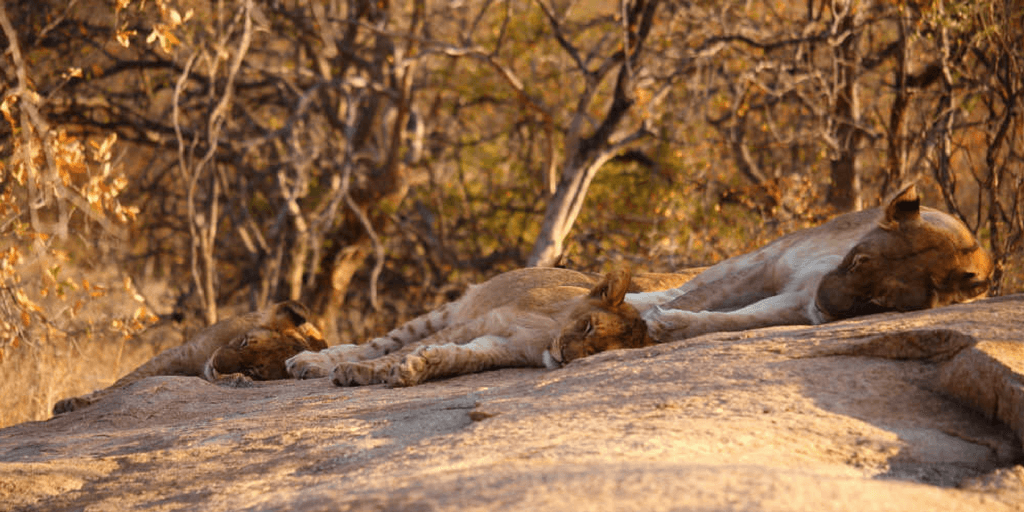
542;340;565;369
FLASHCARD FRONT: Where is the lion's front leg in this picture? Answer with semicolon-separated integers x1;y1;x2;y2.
642;307;704;341
643;307;758;341
329;341;431;386
643;292;813;342
331;360;392;386
287;344;361;379
387;335;515;387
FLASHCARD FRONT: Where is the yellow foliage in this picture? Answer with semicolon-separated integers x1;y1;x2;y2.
115;29;137;48
0;44;143;360
0;95;16;127
145;2;192;53
13;289;41;314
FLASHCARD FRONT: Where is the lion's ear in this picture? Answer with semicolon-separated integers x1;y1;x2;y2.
285;331;313;351
275;301;311;328
591;267;631;307
883;183;921;228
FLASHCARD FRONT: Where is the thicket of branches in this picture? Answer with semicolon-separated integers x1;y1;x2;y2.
2;0;1022;349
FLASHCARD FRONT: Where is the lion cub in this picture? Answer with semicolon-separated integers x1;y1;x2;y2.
286;268;699;387
53;301;325;414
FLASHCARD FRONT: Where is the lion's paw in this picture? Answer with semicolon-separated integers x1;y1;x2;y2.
387;349;434;387
53;396;92;415
331;362;377;387
643;306;692;342
213;373;256;388
286;351;333;379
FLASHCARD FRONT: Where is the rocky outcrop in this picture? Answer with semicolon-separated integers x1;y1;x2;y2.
1;296;1023;511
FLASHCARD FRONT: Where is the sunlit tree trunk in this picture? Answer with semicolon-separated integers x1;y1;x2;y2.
827;0;863;211
528;0;659;267
528;151;620;267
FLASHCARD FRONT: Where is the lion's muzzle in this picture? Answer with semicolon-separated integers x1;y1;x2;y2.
543;338;565;369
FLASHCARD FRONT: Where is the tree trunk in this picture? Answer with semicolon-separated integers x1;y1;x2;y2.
318;243;371;345
827;0;863;212
527;0;659;267
885;13;909;192
527;152;619;267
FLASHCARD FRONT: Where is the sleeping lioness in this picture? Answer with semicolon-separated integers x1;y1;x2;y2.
53;301;326;414
545;183;994;365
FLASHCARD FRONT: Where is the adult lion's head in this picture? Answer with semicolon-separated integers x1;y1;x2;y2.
815;184;994;320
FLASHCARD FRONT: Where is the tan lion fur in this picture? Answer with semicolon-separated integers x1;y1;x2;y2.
545;184;993;365
285;268;701;387
53;301;325;414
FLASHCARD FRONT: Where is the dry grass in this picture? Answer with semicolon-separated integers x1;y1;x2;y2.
0;254;184;429
0;324;183;428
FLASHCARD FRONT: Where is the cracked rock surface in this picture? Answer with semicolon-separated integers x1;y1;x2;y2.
1;296;1023;511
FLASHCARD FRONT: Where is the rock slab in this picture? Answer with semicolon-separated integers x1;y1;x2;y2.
1;296;1024;511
